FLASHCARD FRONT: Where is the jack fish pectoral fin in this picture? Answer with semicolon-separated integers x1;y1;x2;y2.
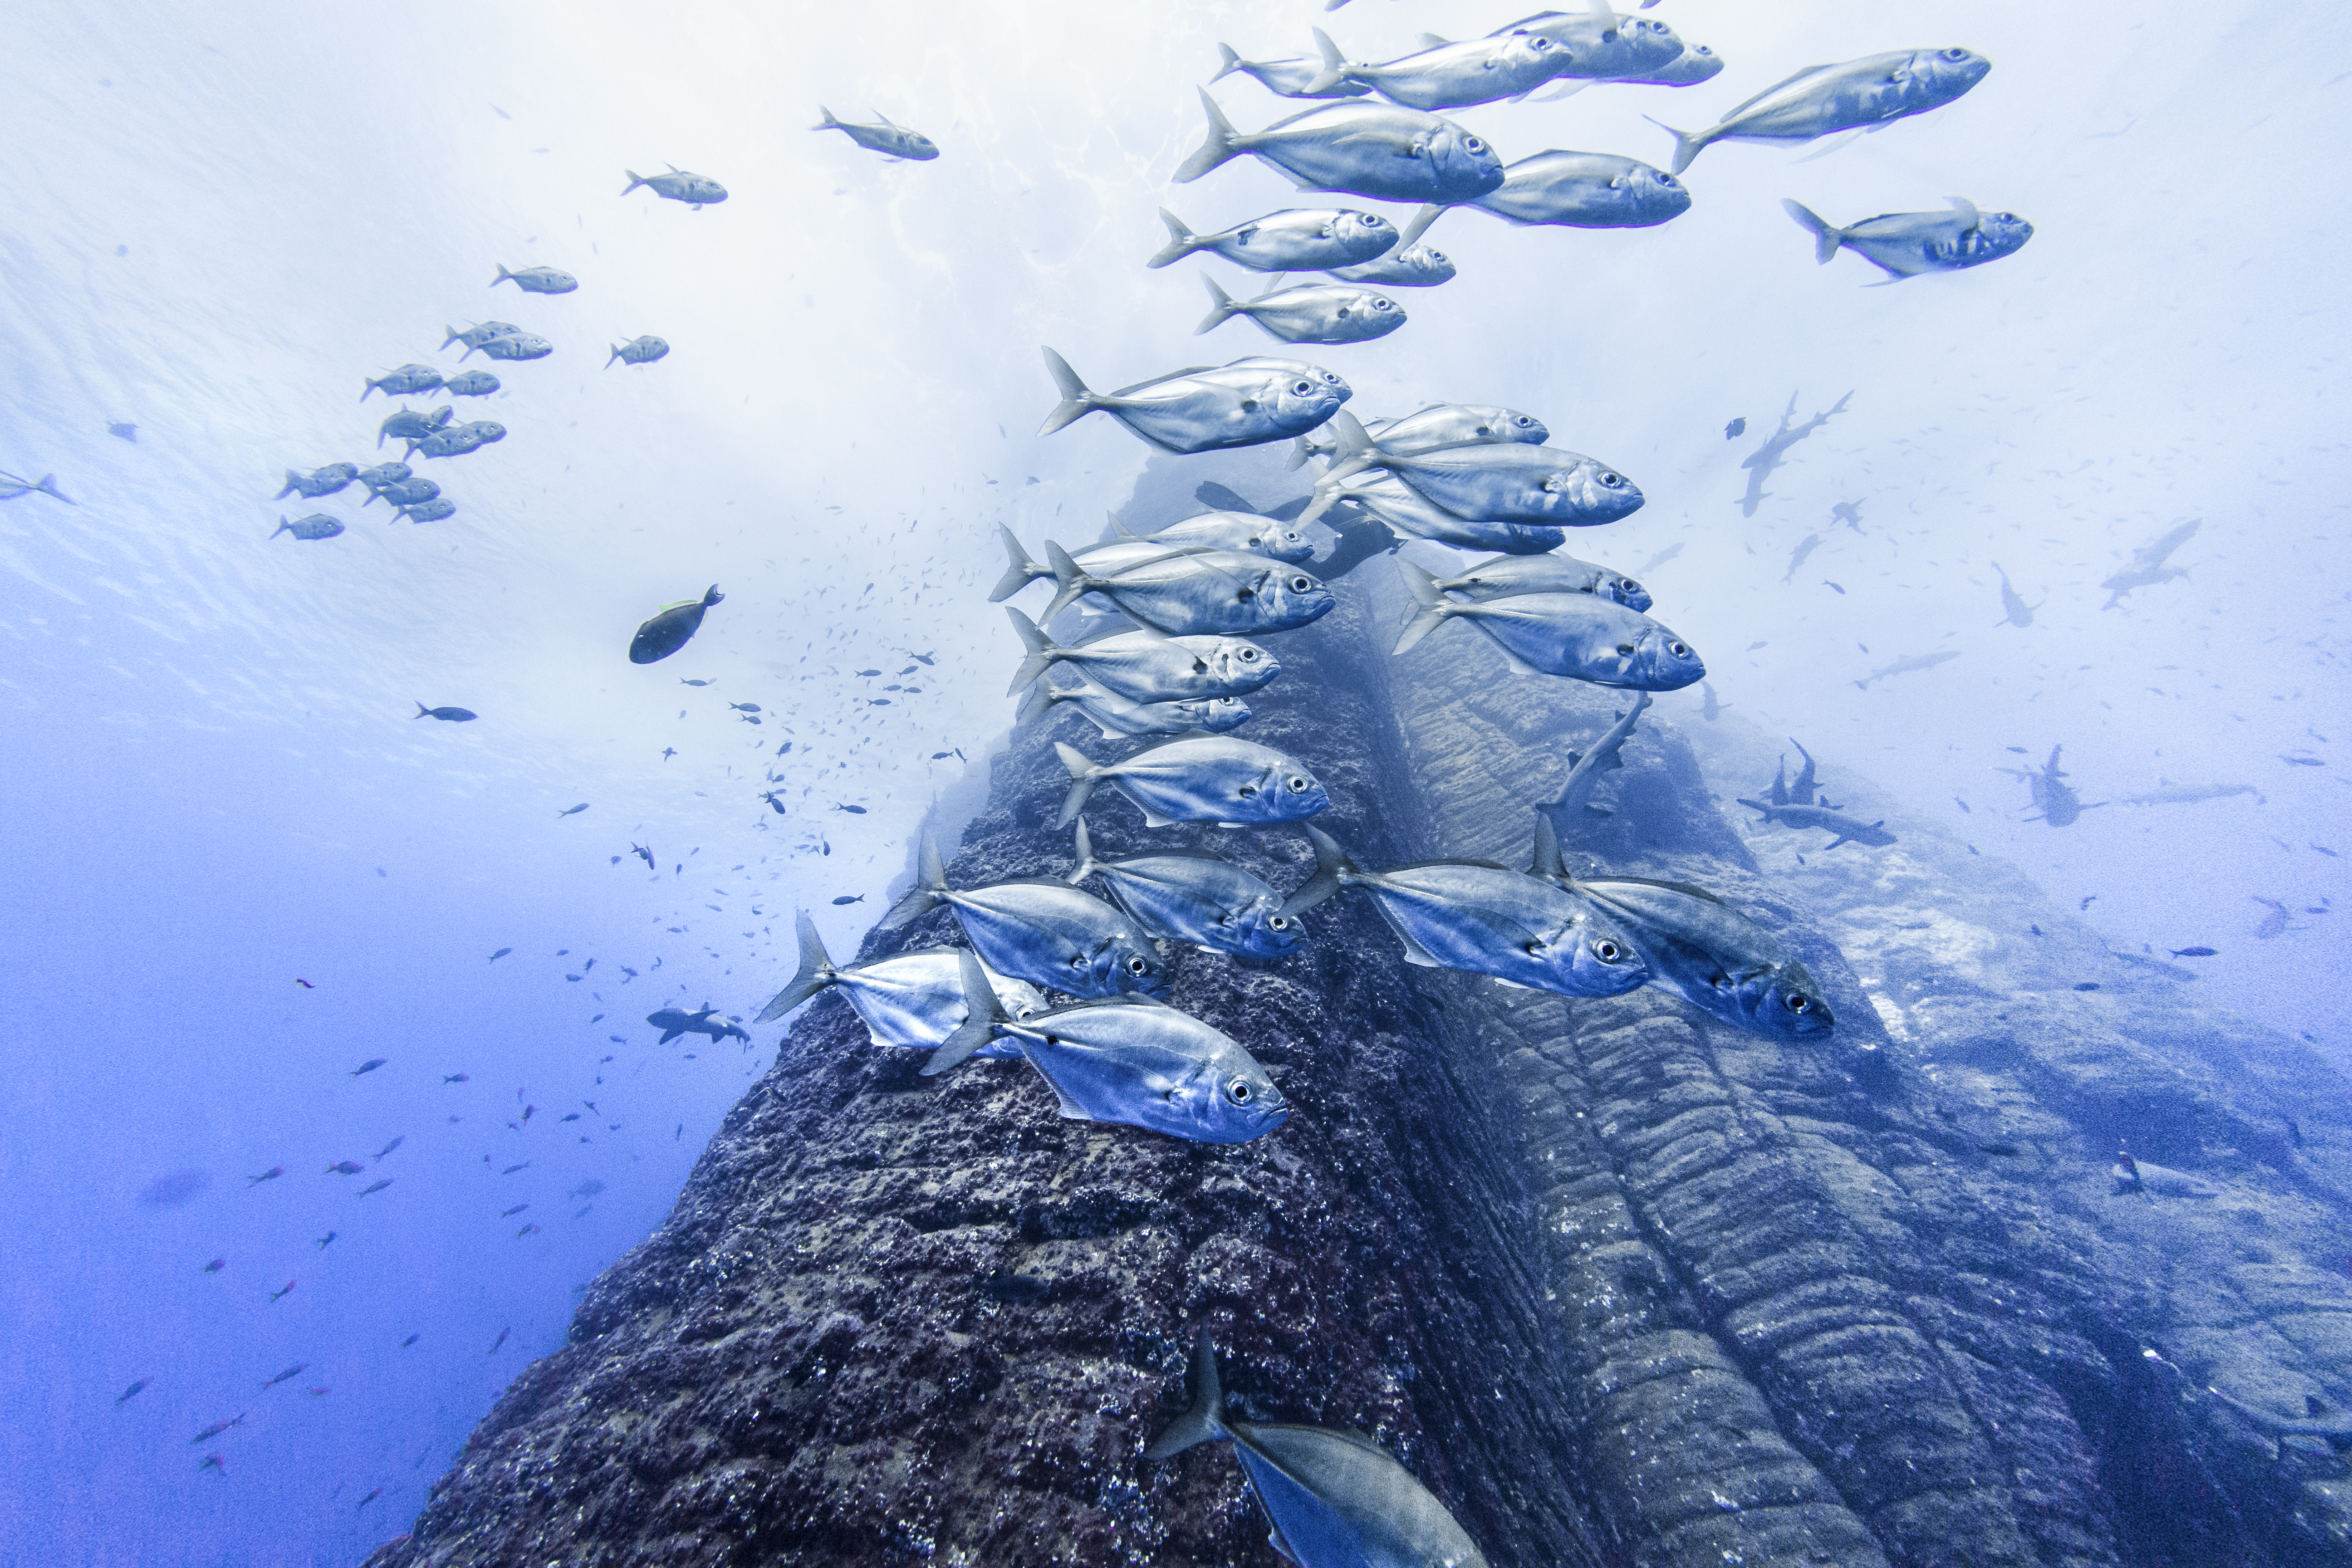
1019;1047;1098;1121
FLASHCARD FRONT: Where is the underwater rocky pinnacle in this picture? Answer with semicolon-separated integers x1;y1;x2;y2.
370;447;2352;1568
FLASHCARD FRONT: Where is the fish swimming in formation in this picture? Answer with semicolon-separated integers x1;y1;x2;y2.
1114;510;1316;564
377;407;452;449
812;107;939;161
1304;24;1575;112
1039;348;1350;454
882;833;1169;1000
362;364;443;401
1146;1330;1491;1567
1992;563;2040;627
444;370;500;397
1308;411;1642;529
608;335;670;367
1148;207;1396;273
355;461;412;490
1055;735;1328;829
1175;92;1505;207
927;954;1286;1146
1068;820;1302;959
443;321;523;355
622;166;727;207
1042;543;1335;637
1853;649;1959;690
478;332;553;363
1783;196;2033;280
1426;550;1652;612
1196;277;1405;346
1324;242;1456;287
757;913;1042;1056
1492;4;1688;88
364;476;441;509
491;263;578;294
630;585;723;664
645;1004;752;1046
1406;149;1688;245
1649;47;1992;173
274;462;359;500
1006;609;1279;705
1396;563;1703;690
271;514;345;541
1293;402;1548;469
413;703;477;722
396;499;456;524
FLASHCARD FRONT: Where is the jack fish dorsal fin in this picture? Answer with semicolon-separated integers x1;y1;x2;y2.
1719;62;1841;121
1414;32;1451;49
1600;875;1729;905
1946;196;1981;229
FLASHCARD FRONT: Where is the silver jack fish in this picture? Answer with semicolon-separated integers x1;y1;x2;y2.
1650;47;1991;174
479;332;553;363
1281;824;1644;999
1018;674;1253;740
756;912;1039;1056
274;463;358;500
622;166;727;207
1529;814;1831;1039
1210;41;1372;101
1491;5;1687;82
1147;1331;1491;1568
1308;412;1642;529
813;107;939;162
882;835;1168;1000
444;370;500;397
1197;277;1405;346
1174;91;1504;207
1118;511;1314;564
1428;551;1652;612
1055;735;1328;829
1005;608;1279;704
1331;476;1567;554
1039;348;1350;454
377;407;452;450
1305;25;1570;111
492;263;577;294
271;514;344;541
1068;821;1302;958
395;498;456;525
363;477;440;509
1395;562;1703;690
990;527;1215;603
442;321;523;356
608;335;668;367
1325;242;1455;287
361;364;442;402
1297;403;1548;468
1042;543;1335;637
1406;151;1687;245
927;954;1285;1146
1149;207;1396;273
1783;197;2032;281
354;462;411;491
413;420;505;460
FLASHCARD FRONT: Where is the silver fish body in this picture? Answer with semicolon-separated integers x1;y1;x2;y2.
1149;207;1396;272
608;335;668;366
1020;675;1253;740
1784;197;2032;279
366;477;441;508
1335;476;1566;554
1040;349;1350;454
275;462;358;500
1313;27;1570;112
414;420;505;460
1638;42;1725;88
881;837;1169;1000
395;499;456;524
441;321;523;355
493;264;577;294
444;370;500;397
354;462;412;490
813;107;938;161
1057;735;1328;829
1044;544;1335;637
1492;10;1686;80
377;407;452;447
1140;511;1314;564
1322;426;1642;527
1431;552;1651;612
1653;48;1991;173
756;914;1039;1056
1281;825;1645;998
1175;93;1505;206
1069;822;1301;958
272;514;344;541
1396;566;1703;690
1367;403;1550;456
1455;150;1689;230
362;363;442;400
623;166;727;206
479;332;553;362
1197;277;1404;346
1006;608;1279;704
1325;243;1455;287
1211;43;1372;101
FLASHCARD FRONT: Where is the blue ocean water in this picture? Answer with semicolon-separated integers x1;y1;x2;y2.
2;2;2345;1563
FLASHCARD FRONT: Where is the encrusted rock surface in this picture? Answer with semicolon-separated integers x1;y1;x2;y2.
371;447;2352;1567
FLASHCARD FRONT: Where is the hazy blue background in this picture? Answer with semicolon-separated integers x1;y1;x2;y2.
2;1;2345;1562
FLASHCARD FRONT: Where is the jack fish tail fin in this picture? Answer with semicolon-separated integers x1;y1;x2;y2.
1054;742;1102;828
1210;43;1246;83
922;949;1004;1076
1279;823;1356;918
271;517;291;538
756;912;839;1022
989;526;1043;603
1646;115;1710;176
1036;346;1099;437
1303;28;1352;96
1144;1329;1230;1460
1173;87;1242;184
880;833;950;929
1194;274;1245;335
1066;819;1102;885
1014;678;1068;727
492;263;513;286
1005;607;1064;695
1779;199;1843;265
811;106;842;132
1041;540;1105;622
621;169;647;195
1147;209;1203;270
1391;560;1453;655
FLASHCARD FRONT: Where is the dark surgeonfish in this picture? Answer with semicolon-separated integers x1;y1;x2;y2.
1147;207;1396;273
274;463;358;500
622;166;727;207
412;703;476;722
756;912;1039;1056
1174;92;1505;207
1281;823;1645;998
630;586;724;664
1395;562;1703;690
645;1004;751;1046
362;363;443;401
1209;42;1372;101
491;263;578;294
882;832;1170;1000
1041;543;1335;636
1783;196;2031;280
1146;1330;1493;1568
1404;150;1688;245
1038;348;1350;454
1055;734;1329;828
1068;820;1303;958
1004;608;1279;705
927;953;1287;1144
271;514;344;541
1649;47;1992;174
1529;814;1833;1039
812;107;939;161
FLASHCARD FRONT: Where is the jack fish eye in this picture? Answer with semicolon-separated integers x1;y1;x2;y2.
1237;647;1260;662
1513;416;1536;429
1463;136;1485;153
1426;250;1447;262
1287;775;1309;791
1226;1078;1253;1105
1593;940;1623;963
1126;955;1148;975
1668;641;1690;657
1290;576;1312;591
1363;214;1387;227
1370;298;1393;312
1785;992;1813;1014
1292;381;1313;395
1940;48;1973;62
1268;916;1289;930
1658;174;1679;188
1529;36;1552;49
1599;471;1625;488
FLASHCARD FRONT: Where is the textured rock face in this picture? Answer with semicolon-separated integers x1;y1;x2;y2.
372;446;2352;1567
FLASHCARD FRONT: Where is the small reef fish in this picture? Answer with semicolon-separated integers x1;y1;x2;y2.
274;462;358;500
812;107;938;161
630;586;723;664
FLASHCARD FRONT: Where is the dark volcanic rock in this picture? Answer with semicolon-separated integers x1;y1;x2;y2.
374;447;2352;1568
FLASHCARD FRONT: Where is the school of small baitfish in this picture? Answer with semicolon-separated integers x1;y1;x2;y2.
744;8;2012;1562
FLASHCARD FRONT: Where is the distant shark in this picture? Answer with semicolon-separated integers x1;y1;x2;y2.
647;1005;751;1046
1736;391;1851;518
